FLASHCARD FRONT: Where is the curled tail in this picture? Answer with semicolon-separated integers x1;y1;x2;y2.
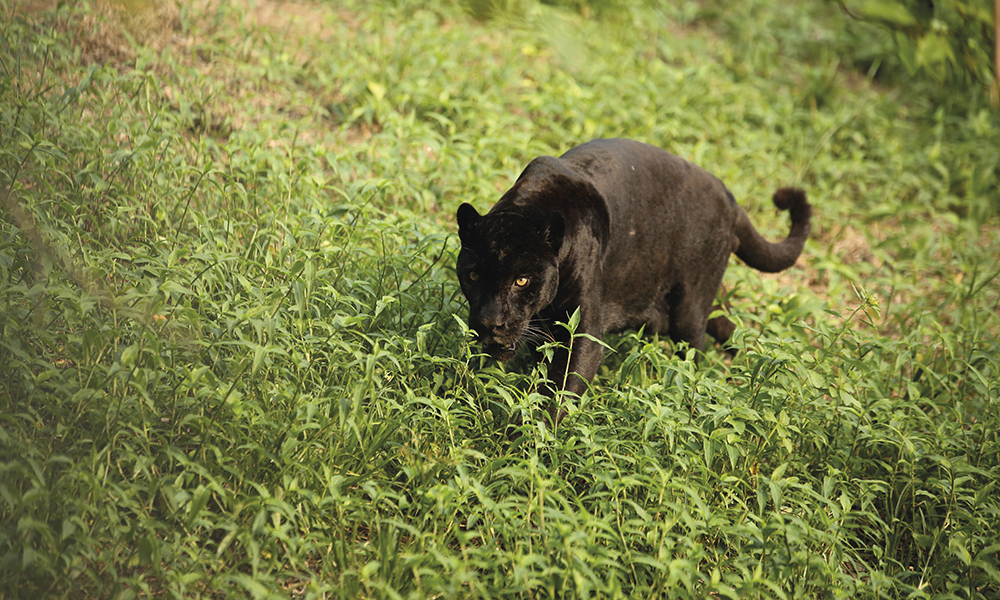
734;187;812;273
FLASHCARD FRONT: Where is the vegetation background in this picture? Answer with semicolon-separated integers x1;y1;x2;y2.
1;0;998;598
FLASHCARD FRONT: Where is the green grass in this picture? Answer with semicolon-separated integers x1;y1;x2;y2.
1;0;999;598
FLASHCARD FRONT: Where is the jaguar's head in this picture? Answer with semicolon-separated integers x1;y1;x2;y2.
456;203;564;361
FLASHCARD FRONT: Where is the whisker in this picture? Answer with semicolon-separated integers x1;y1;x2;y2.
524;320;557;344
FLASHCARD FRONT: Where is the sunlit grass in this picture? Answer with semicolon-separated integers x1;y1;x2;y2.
1;0;998;598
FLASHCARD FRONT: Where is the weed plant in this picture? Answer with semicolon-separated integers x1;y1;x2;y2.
1;0;998;598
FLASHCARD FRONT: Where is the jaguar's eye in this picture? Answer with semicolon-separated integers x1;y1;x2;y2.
514;277;529;287
468;271;479;282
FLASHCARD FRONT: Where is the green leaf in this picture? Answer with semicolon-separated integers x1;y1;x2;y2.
120;344;139;366
915;32;955;77
367;81;387;101
160;280;193;295
568;307;581;333
374;295;396;319
138;537;153;565
185;485;211;529
859;0;917;27
895;30;920;73
252;345;266;376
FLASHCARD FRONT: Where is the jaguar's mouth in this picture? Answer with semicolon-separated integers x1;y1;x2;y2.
484;340;518;362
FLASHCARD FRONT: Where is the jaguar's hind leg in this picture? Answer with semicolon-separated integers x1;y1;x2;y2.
666;297;708;358
705;285;738;353
706;310;736;345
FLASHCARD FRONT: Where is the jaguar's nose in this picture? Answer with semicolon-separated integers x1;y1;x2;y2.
479;318;505;334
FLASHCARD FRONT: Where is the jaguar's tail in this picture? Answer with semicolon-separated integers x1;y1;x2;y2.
734;187;812;273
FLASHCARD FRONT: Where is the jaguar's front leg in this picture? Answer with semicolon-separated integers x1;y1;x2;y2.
541;304;604;427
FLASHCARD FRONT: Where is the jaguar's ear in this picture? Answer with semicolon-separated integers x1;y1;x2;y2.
456;203;480;239
545;212;565;252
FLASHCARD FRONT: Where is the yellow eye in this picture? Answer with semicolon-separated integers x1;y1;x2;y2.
468;272;479;282
514;277;529;287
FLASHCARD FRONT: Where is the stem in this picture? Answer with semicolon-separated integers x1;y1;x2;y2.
994;0;1000;106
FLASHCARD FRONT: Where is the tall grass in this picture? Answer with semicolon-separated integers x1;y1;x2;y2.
1;0;998;598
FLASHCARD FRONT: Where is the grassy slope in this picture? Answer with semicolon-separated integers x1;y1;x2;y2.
1;0;999;598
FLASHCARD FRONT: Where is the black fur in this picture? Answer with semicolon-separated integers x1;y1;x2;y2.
456;138;811;424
